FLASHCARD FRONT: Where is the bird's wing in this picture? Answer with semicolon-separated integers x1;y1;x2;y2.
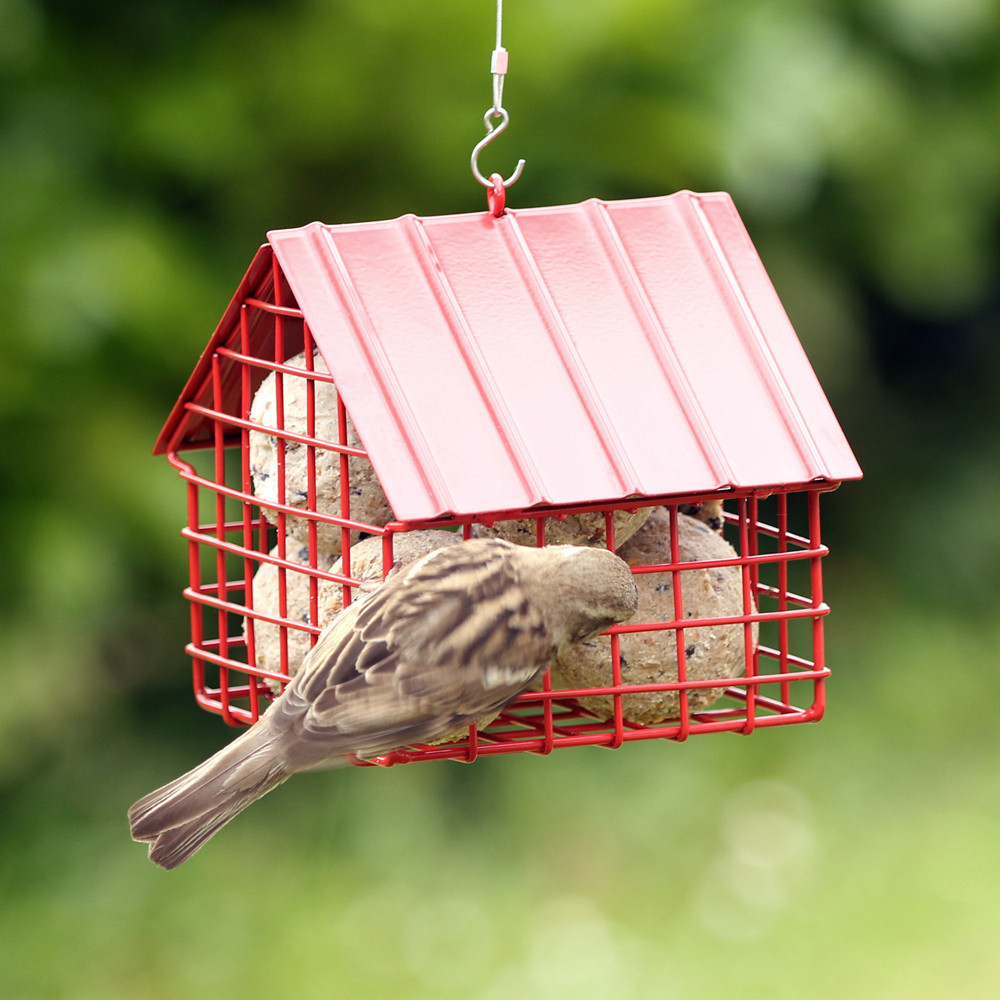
266;542;553;761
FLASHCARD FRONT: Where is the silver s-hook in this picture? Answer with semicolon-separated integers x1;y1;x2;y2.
470;107;526;190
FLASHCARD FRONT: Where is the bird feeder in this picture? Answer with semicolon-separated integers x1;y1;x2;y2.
155;190;861;765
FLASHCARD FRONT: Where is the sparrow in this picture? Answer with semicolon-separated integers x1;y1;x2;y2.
129;538;638;869
678;500;725;534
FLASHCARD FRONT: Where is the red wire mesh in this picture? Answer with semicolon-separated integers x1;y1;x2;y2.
162;272;837;765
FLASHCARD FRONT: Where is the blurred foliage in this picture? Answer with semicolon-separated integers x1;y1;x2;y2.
1;0;999;996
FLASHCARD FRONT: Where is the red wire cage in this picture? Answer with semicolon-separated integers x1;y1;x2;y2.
155;192;861;765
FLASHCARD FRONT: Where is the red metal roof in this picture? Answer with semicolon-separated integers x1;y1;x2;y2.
157;191;861;522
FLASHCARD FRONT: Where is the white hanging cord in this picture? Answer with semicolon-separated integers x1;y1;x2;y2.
471;0;525;210
491;0;508;112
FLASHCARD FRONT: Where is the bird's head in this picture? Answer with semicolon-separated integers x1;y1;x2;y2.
520;544;638;650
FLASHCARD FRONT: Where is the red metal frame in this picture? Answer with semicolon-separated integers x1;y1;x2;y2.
163;283;837;764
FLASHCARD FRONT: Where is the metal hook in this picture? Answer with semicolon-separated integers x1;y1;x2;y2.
470;107;526;190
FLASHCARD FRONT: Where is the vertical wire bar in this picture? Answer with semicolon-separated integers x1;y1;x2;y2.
605;508;624;748
186;476;206;708
272;266;290;683
740;496;757;734
746;495;761;607
608;628;625;748
535;513;554;749
303;320;319;654
252;313;272;694
738;494;759;718
239;306;256;665
538;663;554;750
211;352;233;723
809;490;827;718
465;720;480;763
464;530;481;757
533;515;556;752
777;492;791;707
535;514;554;752
381;528;396;581
538;520;554;753
239;304;260;721
536;517;558;752
337;392;353;607
669;504;690;742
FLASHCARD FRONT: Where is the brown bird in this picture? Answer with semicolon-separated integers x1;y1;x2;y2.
129;538;638;869
678;499;725;534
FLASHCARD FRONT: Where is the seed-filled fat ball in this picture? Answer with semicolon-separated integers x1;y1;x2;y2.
553;508;757;724
248;350;394;552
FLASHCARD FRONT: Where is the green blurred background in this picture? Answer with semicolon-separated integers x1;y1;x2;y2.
2;0;999;996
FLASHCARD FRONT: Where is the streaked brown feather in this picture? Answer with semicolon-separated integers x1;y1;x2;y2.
273;540;552;755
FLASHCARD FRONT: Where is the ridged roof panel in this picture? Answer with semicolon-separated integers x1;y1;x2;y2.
157;192;861;521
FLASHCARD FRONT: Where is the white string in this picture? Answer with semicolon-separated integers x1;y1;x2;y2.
492;0;506;113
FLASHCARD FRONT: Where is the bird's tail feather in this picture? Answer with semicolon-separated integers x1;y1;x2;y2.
128;724;290;870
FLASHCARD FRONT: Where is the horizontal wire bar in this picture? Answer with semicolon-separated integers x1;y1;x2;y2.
613;603;828;633
182;402;369;456
178;476;381;531
350;708;822;765
184;587;325;637
184;576;826;639
182;533;364;583
192;694;821;755
186;644;289;687
242;297;305;318
755;646;819;670
187;635;826;694
215;346;335;380
630;544;828;573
